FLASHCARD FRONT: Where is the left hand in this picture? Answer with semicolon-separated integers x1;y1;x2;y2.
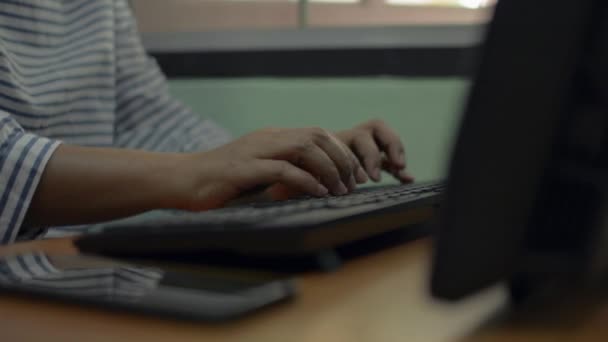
334;119;414;184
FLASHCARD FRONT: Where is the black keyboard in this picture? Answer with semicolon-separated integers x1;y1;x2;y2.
94;181;444;230
180;181;442;225
77;181;444;259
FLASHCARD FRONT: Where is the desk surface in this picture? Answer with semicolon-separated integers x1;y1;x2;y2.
0;238;607;342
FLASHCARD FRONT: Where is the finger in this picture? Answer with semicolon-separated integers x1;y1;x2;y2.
310;128;355;191
343;142;367;185
382;159;414;183
252;160;328;197
347;146;368;185
297;144;348;195
333;137;365;188
266;183;302;201
370;121;406;169
351;134;382;182
398;171;415;183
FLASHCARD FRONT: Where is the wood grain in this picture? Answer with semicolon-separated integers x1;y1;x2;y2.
0;237;605;341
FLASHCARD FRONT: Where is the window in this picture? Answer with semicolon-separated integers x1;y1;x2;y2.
307;0;495;28
131;0;496;33
386;0;495;8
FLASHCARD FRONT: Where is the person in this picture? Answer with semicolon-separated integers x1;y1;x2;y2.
0;0;412;245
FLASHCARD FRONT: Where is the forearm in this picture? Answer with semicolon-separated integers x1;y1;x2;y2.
24;144;189;229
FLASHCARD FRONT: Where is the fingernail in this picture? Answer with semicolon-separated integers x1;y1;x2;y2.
398;152;405;166
317;184;329;196
348;175;357;191
337;182;348;195
356;167;368;183
399;170;414;182
373;168;381;182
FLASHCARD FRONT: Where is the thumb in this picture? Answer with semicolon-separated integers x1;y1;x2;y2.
266;183;304;201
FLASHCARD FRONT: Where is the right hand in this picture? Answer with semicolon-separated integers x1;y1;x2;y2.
176;127;368;211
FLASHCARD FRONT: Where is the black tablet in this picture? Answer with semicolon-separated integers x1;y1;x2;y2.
0;252;296;320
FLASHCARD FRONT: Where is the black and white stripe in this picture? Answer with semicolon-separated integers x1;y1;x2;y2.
0;0;232;243
0;252;164;301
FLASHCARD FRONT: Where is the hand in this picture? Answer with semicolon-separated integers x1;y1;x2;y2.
179;127;366;210
335;119;414;183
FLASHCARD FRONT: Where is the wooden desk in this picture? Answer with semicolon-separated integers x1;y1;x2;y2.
0;238;606;342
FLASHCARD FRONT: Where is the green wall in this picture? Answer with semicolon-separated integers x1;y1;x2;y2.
169;77;469;183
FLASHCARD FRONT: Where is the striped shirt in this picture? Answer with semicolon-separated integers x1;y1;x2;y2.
0;0;232;244
0;251;165;302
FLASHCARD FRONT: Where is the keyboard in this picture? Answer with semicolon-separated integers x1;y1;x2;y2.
166;181;443;226
76;181;444;259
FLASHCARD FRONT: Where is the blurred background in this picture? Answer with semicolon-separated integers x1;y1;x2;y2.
130;0;497;182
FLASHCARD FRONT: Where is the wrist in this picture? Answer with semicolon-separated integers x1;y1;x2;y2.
161;151;226;211
144;152;195;211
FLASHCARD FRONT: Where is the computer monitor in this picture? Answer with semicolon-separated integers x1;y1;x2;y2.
431;0;608;301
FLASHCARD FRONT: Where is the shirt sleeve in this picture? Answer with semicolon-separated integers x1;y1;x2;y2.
112;0;232;153
0;111;60;244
